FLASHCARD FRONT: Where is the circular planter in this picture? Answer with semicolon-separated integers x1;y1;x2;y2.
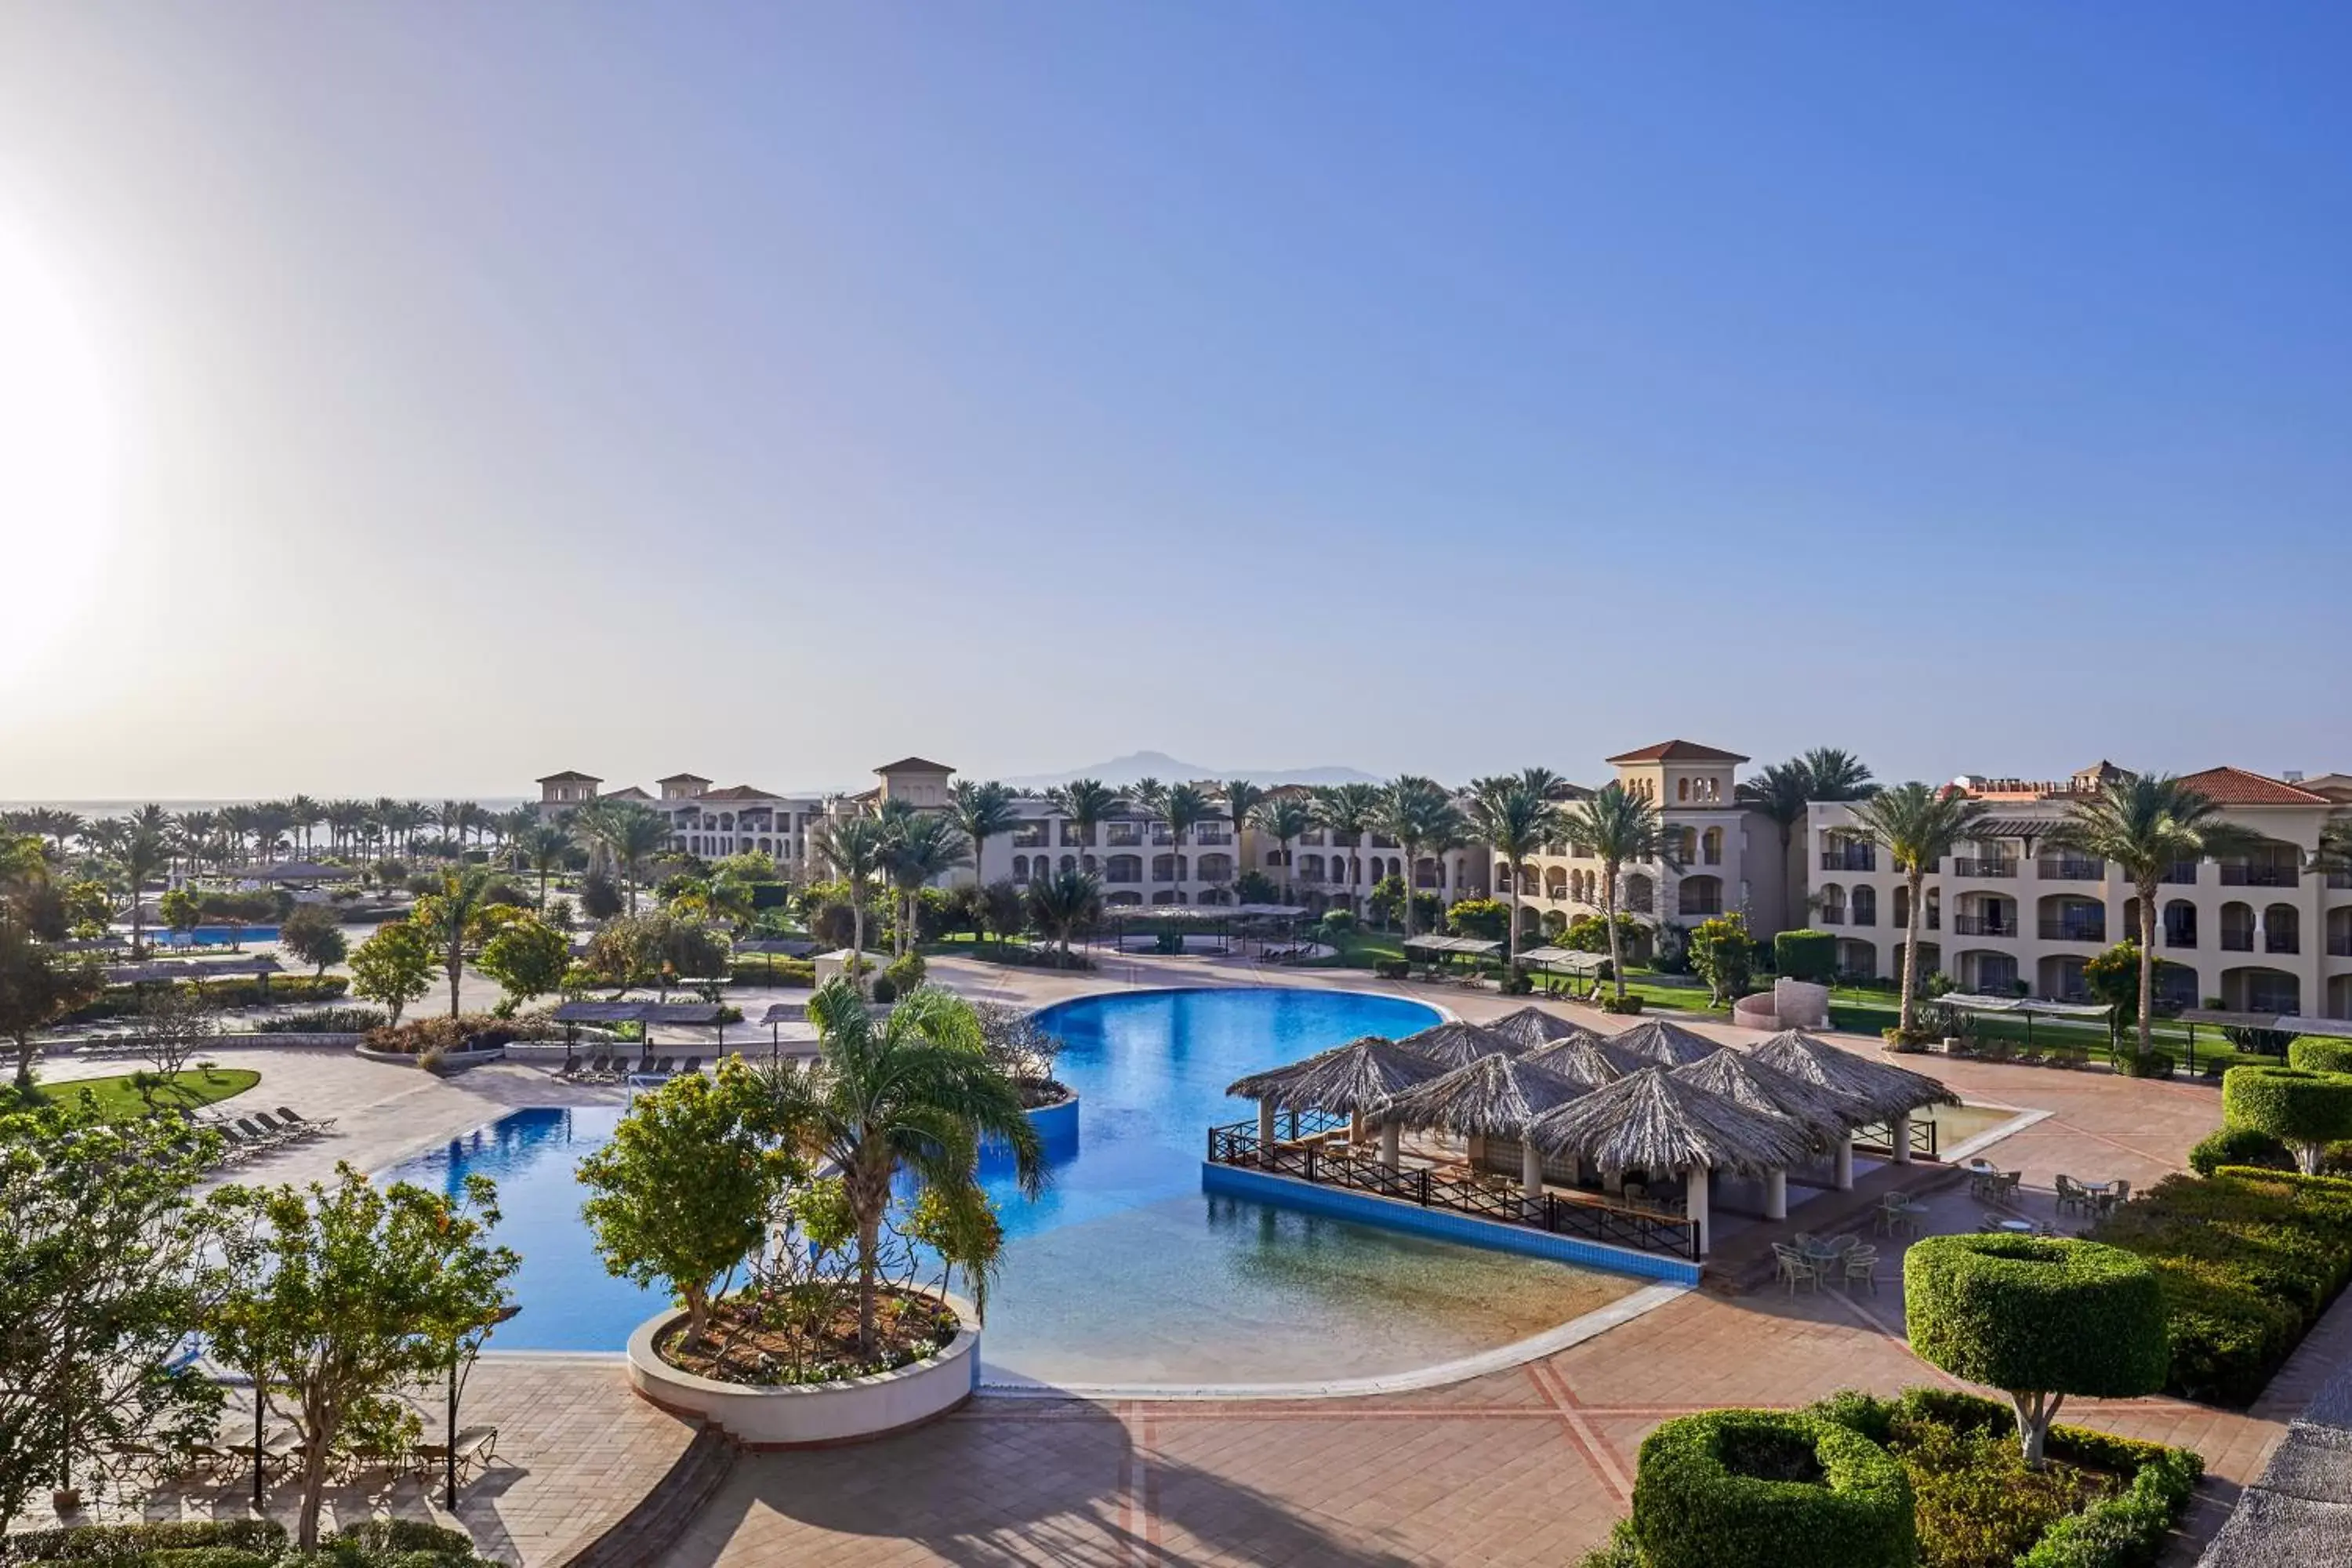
626;1303;978;1447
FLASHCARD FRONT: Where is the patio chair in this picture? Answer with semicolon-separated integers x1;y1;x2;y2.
1841;1246;1880;1294
1772;1243;1821;1294
2053;1175;2089;1217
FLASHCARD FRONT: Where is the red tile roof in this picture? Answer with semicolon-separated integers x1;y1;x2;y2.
1605;740;1750;765
2179;767;2332;807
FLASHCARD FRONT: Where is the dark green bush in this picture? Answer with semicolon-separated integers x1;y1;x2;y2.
1631;1409;1916;1568
1775;930;1837;984
7;1520;288;1561
2187;1125;2289;1176
2288;1036;2352;1075
1904;1236;2169;1404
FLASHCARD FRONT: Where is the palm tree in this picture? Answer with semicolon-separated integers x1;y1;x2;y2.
415;865;501;1018
517;821;572;909
1559;782;1675;1002
757;981;1042;1356
1248;797;1313;902
1152;782;1216;895
949;779;1018;893
2045;774;2264;1062
1221;780;1265;851
1373;777;1465;938
882;811;972;958
1466;775;1563;969
1848;782;1992;1037
1026;865;1102;966
573;800;673;914
1045;779;1122;855
811;814;890;976
1311;783;1381;915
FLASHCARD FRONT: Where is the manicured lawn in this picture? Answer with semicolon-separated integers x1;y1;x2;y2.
37;1067;260;1120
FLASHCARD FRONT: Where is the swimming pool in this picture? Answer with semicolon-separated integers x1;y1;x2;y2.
385;986;1641;1386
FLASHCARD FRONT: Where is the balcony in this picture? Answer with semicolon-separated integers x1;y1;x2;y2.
1953;858;2018;878
2037;858;2105;881
1952;914;2016;938
2221;864;2299;888
2038;920;2107;943
1820;849;1877;873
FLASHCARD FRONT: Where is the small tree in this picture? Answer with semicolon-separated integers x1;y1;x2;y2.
1688;914;1756;1007
578;1058;790;1346
477;916;570;1010
347;919;434;1025
1;913;104;1091
2222;1065;2352;1174
1904;1234;2169;1468
208;1165;517;1550
278;902;348;978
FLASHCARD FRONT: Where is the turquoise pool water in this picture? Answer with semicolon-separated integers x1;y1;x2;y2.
385;986;1638;1385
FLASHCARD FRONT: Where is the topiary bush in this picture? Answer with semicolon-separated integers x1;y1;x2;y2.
2289;1036;2352;1076
1904;1236;2169;1466
1630;1408;1916;1568
2187;1124;2290;1176
2222;1064;2352;1173
1775;929;1837;985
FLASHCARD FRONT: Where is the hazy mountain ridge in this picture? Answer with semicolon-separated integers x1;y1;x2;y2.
1001;751;1382;791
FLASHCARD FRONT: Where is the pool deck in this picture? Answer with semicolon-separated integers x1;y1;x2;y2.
29;950;2267;1566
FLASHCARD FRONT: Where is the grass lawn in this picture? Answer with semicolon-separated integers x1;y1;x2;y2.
38;1067;260;1120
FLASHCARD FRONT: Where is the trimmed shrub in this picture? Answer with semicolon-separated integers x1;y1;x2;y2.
1775;929;1837;985
1631;1409;1916;1568
2187;1125;2289;1176
2222;1065;2352;1173
2289;1036;2352;1076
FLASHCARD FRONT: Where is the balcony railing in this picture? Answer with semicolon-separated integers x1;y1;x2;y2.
1952;914;2016;938
1953;858;2019;879
2037;858;2105;881
1820;850;1877;873
2038;920;2107;943
2221;864;2299;887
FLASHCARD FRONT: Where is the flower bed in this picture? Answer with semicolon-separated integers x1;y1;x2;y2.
2090;1164;2352;1406
1581;1388;2201;1568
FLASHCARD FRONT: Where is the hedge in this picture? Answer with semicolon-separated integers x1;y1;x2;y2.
2222;1065;2352;1171
1903;1236;2169;1402
1775;930;1837;985
2288;1036;2352;1075
1630;1409;1916;1568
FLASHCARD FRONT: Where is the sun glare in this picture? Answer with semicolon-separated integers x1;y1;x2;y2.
0;218;116;685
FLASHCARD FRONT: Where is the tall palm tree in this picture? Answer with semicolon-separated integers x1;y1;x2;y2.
415;865;501;1018
811;814;890;975
1026;865;1102;966
574;799;673;914
1311;783;1382;915
1848;782;1992;1037
1221;780;1265;851
1045;779;1122;855
883;811;972;958
1151;782;1216;896
517;821;573;909
1467;775;1563;969
949;779;1018;893
1248;797;1314;902
1559;782;1675;1002
2045;774;2264;1061
1373;777;1465;938
757;981;1042;1355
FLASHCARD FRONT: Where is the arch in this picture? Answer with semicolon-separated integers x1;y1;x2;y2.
1624;873;1655;915
1851;886;1877;927
1817;883;1847;925
2265;902;2301;955
1679;874;1724;917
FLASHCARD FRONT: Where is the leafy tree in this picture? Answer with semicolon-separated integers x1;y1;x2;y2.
1025;866;1102;966
579;1058;791;1345
1248;796;1314;902
811;815;890;975
949;779;1018;893
1688;913;1756;1007
208;1165;517;1549
278;902;348;978
1465;774;1562;968
1374;776;1466;938
1848;782;1991;1037
477;916;570;1008
757;981;1042;1355
347;919;434;1025
158;886;203;937
1559;782;1676;1001
1;911;103;1091
2047;773;2265;1063
0;1099;224;1531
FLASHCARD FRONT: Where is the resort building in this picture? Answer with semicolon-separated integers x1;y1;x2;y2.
1806;764;2352;1018
1508;742;1795;943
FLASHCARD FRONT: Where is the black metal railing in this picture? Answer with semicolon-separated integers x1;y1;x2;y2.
1852;1117;1940;1160
1205;1120;1703;1261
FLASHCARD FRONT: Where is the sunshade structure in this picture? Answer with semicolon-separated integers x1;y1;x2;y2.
1520;1033;1644;1090
1395;1018;1520;1069
1526;1067;1820;1250
1371;1054;1592;1197
1486;1005;1589;1050
1746;1029;1959;1187
1605;1018;1723;1068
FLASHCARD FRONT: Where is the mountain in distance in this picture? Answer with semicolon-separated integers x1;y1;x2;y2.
1002;750;1382;792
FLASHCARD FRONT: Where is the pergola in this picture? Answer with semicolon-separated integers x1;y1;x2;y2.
549;1000;731;1065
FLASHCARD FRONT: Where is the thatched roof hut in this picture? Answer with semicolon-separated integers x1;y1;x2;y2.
1745;1030;1958;1122
1671;1050;1856;1143
1525;1067;1817;1176
1395;1019;1520;1069
1520;1034;1645;1090
1223;1036;1448;1116
1486;1006;1589;1051
1370;1053;1588;1138
1605;1018;1724;1068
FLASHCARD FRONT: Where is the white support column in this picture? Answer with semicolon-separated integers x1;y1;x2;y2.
1892;1112;1915;1165
1523;1140;1545;1200
1685;1166;1711;1257
1765;1168;1788;1221
1380;1121;1401;1169
1835;1138;1856;1192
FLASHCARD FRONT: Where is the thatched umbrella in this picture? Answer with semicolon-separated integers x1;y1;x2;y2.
1744;1030;1958;1185
1525;1068;1817;1254
1371;1053;1589;1196
1395;1018;1521;1069
1486;1005;1588;1051
1605;1017;1724;1067
1520;1033;1644;1091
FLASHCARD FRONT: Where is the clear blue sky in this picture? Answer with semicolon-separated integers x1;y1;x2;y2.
1;2;2344;797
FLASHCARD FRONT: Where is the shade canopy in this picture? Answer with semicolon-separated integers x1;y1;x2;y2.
1671;1050;1855;1143
1395;1019;1521;1069
1525;1067;1817;1177
1746;1030;1959;1121
1224;1035;1449;1116
1370;1052;1589;1138
1486;1006;1591;1050
1605;1018;1724;1068
1520;1033;1644;1090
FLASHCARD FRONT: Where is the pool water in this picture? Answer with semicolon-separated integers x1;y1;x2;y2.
385;986;1640;1386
